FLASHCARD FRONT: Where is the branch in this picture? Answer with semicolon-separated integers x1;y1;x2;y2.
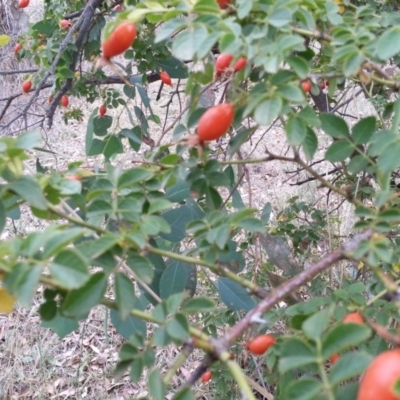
224;230;373;345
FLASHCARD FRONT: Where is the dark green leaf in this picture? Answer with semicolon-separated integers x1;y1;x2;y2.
7;176;47;210
322;324;372;358
50;249;89;289
159;261;197;300
148;369;166;400
115;273;137;320
254;97;282;126
41;309;79;338
93;115;112;137
218;277;256;311
329;352;372;385
325;140;354;162
62;272;107;317
352;117;376;144
283;379;322;400
165;313;190;341
376;27;400;60
302;309;330;341
286;115;307;145
110;308;146;340
182;297;215;313
320;113;349;138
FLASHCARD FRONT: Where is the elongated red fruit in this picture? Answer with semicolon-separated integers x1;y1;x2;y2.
160;71;172;86
61;95;69;107
247;334;276;355
14;43;22;55
234;57;247;72
99;104;107;116
102;22;137;59
197;103;234;142
216;53;233;74
18;0;29;8
22;80;32;93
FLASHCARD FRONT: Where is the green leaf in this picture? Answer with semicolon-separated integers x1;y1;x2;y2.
302;128;318;160
325;140;354;162
123;84;135;99
159;260;197;300
103;135;123;158
376;27;400;60
254;97;282;126
110;308;147;340
41;309;79;338
148;199;173;214
160;203;203;242
42;227;84;258
322;323;372;358
352;117;376;144
62;272;107;317
0;201;5;235
0;34;10;46
283;379;323;400
125;253;154;284
49;249;89;289
268;8;292;27
279;338;316;373
286;115;307;145
329;352;373;386
236;218;265;232
302;309;330;341
7;176;47;210
343;52;364;76
115;273;137;320
377;141;400;174
93;115;112;137
118;168;154;188
5;263;42;307
320;113;349;138
182;297;215;313
165;313;190;341
172;25;209;61
15;130;42;149
218;277;256;311
286;56;309;79
148;369;166;400
277;83;305;103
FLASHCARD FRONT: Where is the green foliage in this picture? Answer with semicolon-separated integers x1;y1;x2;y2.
4;0;400;398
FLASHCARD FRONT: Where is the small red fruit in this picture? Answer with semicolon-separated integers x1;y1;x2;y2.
160;71;172;86
14;43;22;55
113;4;123;11
99;104;107;116
102;22;137;59
18;0;29;8
330;353;340;364
217;0;231;9
301;80;312;93
215;53;234;74
234;57;247;72
65;175;81;181
201;371;212;382
60;19;72;29
197;103;234;142
247;334;276;355
48;95;53;103
343;312;364;325
320;80;329;90
22;80;32;93
357;349;400;400
61;95;69;107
